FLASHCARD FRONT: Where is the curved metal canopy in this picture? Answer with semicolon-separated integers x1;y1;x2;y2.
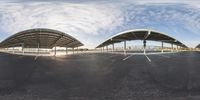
196;44;200;48
96;29;187;48
0;28;83;48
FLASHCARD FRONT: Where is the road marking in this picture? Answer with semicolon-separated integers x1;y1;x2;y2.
144;54;151;62
158;55;170;58
34;56;38;60
109;54;118;58
18;56;24;58
123;55;133;61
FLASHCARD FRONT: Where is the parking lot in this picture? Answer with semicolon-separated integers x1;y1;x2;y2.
0;52;200;100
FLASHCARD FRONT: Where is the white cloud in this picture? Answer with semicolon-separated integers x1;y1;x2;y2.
0;2;125;48
128;0;200;4
110;3;200;48
1;1;200;48
0;2;123;37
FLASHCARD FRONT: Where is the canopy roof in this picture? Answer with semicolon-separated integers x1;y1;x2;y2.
196;44;200;48
96;29;187;48
0;28;83;48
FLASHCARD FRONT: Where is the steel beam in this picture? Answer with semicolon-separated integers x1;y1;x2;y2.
112;43;114;53
72;47;74;54
143;40;146;54
161;41;163;53
12;47;14;54
124;41;127;55
77;47;78;54
106;45;108;52
37;43;40;55
22;43;24;55
66;47;68;55
54;46;56;56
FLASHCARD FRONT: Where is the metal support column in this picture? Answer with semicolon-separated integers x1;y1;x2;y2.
112;44;114;53
171;43;173;52
54;46;56;56
72;47;74;54
176;45;178;52
161;41;164;53
22;43;24;55
37;43;40;55
124;41;127;55
143;40;146;54
106;46;108;52
77;47;78;54
12;47;14;54
66;47;68;55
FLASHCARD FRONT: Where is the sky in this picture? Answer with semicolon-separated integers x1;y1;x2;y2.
0;0;200;48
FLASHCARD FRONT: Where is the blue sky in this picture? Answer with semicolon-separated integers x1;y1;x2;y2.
0;0;200;48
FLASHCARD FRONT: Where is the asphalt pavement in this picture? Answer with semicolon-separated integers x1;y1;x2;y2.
0;52;200;100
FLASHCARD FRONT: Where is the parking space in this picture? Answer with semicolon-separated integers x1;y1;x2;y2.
0;52;200;99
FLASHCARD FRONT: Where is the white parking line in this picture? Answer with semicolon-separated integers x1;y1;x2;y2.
34;56;38;60
144;54;151;62
123;55;133;61
158;55;170;58
109;54;119;58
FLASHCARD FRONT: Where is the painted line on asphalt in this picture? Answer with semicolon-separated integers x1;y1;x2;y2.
144;54;151;62
18;56;24;58
109;54;119;58
34;56;38;60
123;55;133;61
158;54;170;58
